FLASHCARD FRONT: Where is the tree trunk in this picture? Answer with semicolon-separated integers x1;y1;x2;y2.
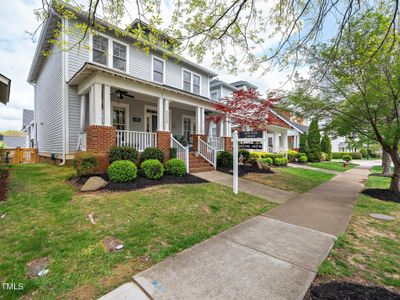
388;151;400;192
382;150;392;176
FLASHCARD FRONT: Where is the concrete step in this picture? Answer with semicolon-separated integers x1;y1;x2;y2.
189;162;213;168
190;166;215;173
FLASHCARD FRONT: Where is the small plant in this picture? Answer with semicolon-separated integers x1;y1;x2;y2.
108;160;138;182
238;150;250;163
321;152;328;161
342;154;352;162
350;152;362;159
141;159;164;179
217;151;233;167
165;158;186;176
299;155;308;163
73;152;99;176
287;150;298;162
273;157;288;166
170;147;177;159
260;157;273;166
141;147;165;163
108;146;138;164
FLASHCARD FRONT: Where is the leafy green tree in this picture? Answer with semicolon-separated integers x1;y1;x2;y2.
307;119;321;162
283;9;400;191
320;134;332;160
299;133;308;154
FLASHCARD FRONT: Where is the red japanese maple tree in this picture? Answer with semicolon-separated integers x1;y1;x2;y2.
212;89;278;130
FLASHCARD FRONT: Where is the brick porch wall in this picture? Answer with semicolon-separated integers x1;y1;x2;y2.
86;125;116;172
224;137;233;152
192;134;208;152
156;131;171;162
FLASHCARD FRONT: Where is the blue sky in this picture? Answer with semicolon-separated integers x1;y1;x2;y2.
0;0;308;131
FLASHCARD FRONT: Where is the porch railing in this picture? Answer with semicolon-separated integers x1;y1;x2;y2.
198;139;217;168
171;135;190;173
208;137;225;151
116;130;156;152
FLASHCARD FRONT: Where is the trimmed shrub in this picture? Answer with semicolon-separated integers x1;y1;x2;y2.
217;151;233;167
73;152;99;176
360;148;368;158
107;160;137;182
296;152;307;159
342;154;352;161
141;147;165;163
332;152;362;160
170;148;177;159
321;152;328;161
299;155;308;163
320;134;332;160
108;146;138;164
260;157;273;166
141;159;164;179
273;157;288;166
288;150;298;163
350;152;362;159
238;150;250;163
299;133;309;154
307;118;321;162
165;158;186;176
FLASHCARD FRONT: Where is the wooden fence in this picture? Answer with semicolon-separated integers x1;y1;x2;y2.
0;148;38;164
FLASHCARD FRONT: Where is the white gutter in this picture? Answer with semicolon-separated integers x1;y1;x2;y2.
60;16;68;165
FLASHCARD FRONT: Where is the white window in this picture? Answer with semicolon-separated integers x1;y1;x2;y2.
93;35;108;66
113;107;126;130
113;41;127;72
153;57;164;83
193;74;200;94
211;91;218;101
183;71;191;92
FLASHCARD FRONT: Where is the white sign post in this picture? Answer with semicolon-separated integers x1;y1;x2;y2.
232;130;239;194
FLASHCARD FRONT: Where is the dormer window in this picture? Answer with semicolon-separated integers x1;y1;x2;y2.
113;42;127;71
93;35;108;65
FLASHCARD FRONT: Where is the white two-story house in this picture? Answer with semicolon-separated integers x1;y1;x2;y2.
28;2;232;172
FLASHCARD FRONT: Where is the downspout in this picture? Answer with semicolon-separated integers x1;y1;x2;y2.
60;16;68;165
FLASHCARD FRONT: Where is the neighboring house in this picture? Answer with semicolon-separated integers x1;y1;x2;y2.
210;79;308;152
0;135;25;148
0;74;11;105
331;136;350;152
28;1;229;172
22;109;35;148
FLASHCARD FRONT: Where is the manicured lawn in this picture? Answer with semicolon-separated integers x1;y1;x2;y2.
307;161;358;172
318;166;400;292
0;164;276;299
242;167;335;193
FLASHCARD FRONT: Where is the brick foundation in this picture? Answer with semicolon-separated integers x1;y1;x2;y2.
156;131;171;161
86;125;116;172
224;137;233;152
192;134;208;152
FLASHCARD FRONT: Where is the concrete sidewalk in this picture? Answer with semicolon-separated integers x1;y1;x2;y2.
194;170;296;204
100;165;372;300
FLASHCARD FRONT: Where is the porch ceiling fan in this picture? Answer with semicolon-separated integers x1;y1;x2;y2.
114;90;135;99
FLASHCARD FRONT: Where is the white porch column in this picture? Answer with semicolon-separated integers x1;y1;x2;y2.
164;99;170;131
104;85;112;126
224;117;231;137
196;107;205;134
157;98;164;131
80;95;86;131
262;131;268;152
282;131;288;151
219;119;224;137
273;132;280;152
200;107;205;134
89;83;103;125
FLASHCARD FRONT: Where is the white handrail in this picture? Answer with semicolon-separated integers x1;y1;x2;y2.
198;138;217;168
116;130;156;152
171;135;190;173
208;137;225;151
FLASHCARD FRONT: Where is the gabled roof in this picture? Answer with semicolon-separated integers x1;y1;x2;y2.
28;1;217;84
271;109;309;133
230;80;258;90
210;79;238;91
22;109;34;129
0;73;11;105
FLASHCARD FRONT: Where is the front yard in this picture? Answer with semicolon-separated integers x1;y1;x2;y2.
242;167;335;193
314;166;400;295
307;161;358;172
0;164;276;299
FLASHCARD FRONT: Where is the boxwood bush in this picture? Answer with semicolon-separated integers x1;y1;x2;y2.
170;147;177;159
73;152;99;176
299;155;308;163
141;159;164;179
107;160;137;182
273;157;288;166
165;158;186;176
260;157;273;166
350;152;362;159
342;154;352;161
332;152;362;160
320;152;328;161
287;150;298;162
108;146;138;164
217;151;233;167
141;147;165;163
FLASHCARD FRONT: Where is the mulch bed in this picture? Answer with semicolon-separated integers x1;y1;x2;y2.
362;188;400;203
305;281;400;300
217;165;274;177
72;173;209;192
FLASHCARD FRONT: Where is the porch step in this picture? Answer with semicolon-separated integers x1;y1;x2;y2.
189;152;214;173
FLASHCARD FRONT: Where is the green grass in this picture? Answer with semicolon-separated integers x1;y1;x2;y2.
318;165;400;291
0;164;276;299
242;167;335;193
307;161;358;172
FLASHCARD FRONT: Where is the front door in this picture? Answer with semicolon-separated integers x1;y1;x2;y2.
183;116;196;144
145;108;158;133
